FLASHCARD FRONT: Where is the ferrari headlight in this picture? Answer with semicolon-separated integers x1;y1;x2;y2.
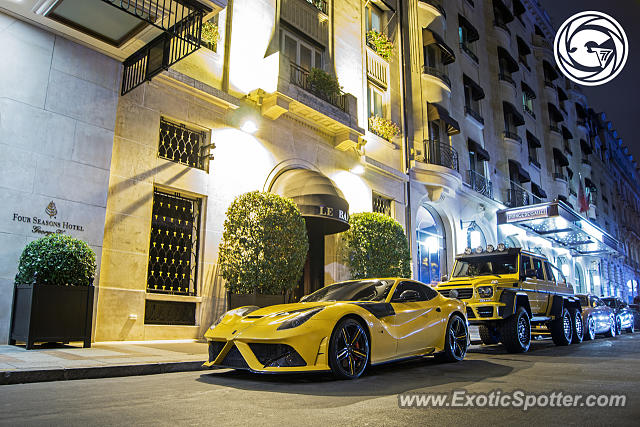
210;306;260;329
276;308;324;331
477;286;494;298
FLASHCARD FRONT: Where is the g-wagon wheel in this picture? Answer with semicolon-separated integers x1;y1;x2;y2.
436;314;468;362
478;324;500;345
570;309;583;344
551;308;573;346
328;318;369;379
584;316;596;341
500;306;531;353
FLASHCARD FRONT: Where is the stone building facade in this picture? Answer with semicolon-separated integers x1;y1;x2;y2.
0;0;638;343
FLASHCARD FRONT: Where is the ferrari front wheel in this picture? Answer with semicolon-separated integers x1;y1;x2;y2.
328;318;370;380
435;314;468;363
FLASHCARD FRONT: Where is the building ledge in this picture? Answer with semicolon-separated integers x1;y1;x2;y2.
410;160;463;200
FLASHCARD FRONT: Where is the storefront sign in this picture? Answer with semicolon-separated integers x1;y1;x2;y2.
11;201;86;236
504;206;549;223
318;205;349;222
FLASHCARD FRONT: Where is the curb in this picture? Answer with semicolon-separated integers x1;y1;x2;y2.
0;360;206;385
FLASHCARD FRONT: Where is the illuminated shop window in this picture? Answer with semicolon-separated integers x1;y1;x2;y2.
416;205;447;285
147;190;202;297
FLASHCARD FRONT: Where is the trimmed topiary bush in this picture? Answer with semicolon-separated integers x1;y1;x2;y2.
15;234;96;286
219;191;309;295
341;212;411;279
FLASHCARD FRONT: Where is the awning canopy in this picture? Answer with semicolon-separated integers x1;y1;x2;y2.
458;15;479;42
468;139;490;162
553;147;569;166
428;103;460;135
531;182;548;199
497;47;519;73
423;29;456;64
463;74;485;100
516;36;531;56
543;60;559;81
526;130;541;148
557;87;568;101
575;102;587;118
521;81;536;99
493;0;515;24
270;168;350;235
509;159;531;183
580;139;593;154
503;101;525;127
562;125;573;140
548;103;564;122
497;201;620;255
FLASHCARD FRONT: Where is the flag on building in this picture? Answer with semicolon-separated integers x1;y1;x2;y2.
578;178;589;214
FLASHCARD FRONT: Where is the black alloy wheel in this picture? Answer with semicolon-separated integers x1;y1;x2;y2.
584;316;596;341
436;314;468;362
551;308;573;346
329;318;370;379
500;306;531;353
615;317;622;336
570;309;584;344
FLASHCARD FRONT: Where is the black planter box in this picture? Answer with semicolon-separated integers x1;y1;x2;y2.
228;293;286;309
9;284;94;349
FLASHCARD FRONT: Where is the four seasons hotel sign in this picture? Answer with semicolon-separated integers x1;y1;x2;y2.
11;201;86;236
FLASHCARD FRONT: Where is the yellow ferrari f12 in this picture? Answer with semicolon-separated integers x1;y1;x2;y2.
204;278;469;379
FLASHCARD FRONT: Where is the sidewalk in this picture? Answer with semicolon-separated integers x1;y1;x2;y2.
0;340;208;385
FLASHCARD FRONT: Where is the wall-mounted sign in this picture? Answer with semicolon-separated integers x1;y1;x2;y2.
504;206;549;223
11;201;86;236
317;205;349;222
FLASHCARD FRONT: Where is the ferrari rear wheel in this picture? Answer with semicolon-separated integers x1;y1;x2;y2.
435;314;468;363
328;318;369;380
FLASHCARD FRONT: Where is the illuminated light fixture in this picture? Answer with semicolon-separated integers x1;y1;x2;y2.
470;230;482;248
464;247;472;255
424;236;440;252
592;274;601;288
240;120;258;134
475;246;484;254
497;243;506;251
350;165;365;175
486;244;495;253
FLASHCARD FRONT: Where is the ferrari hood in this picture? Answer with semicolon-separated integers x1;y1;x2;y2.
245;302;335;317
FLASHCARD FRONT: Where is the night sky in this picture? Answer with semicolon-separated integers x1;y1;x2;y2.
539;0;640;164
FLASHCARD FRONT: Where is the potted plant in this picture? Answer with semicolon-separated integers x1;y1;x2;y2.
341;212;411;279
369;115;401;141
306;68;342;102
201;21;220;48
9;234;97;349
219;191;308;308
366;30;394;61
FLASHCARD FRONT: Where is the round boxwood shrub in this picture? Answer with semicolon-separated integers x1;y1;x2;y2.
219;191;308;295
341;212;411;279
15;234;96;286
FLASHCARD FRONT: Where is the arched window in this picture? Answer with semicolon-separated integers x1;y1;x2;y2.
574;265;586;294
416;205;447;285
504;236;518;248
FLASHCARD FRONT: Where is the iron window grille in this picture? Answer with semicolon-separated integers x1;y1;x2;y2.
147;190;202;296
158;118;209;170
373;193;393;217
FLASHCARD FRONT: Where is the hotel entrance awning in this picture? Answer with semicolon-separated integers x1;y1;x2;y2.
497;200;620;255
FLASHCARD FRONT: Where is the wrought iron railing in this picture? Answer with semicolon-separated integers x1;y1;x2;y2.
423;66;451;88
419;0;447;18
544;80;556;89
459;43;478;63
464;106;484;124
528;156;540;168
158;117;207;169
418;140;459;171
505;183;540;208
549;124;561;133
147;190;201;296
498;72;515;86
503;130;522;143
582;157;592;166
466;170;493;199
289;62;348;112
493;20;511;35
553;172;567;181
372;193;393;217
523;104;535;118
103;0;207;35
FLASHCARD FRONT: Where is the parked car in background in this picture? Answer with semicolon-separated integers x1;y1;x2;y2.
601;297;635;335
629;304;640;329
576;294;616;340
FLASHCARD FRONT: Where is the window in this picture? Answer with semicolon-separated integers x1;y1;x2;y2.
463;75;484;122
497;47;518;83
543;60;559;85
516;36;531;69
493;0;514;33
527;131;540;166
365;3;384;33
458;15;479;62
416;205;447;285
521;255;532;275
392;281;438;302
367;83;384;118
532;258;545;280
373;193;393;217
281;30;323;70
147;190;202;296
158;118;208;170
545;262;557;283
503;101;524;137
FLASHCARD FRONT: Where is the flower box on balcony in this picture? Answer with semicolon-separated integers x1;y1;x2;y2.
369;115;400;141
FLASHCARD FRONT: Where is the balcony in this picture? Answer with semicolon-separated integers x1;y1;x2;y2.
281;0;329;46
528;157;541;168
417;140;459;171
466;170;493;199
505;184;540;208
460;43;479;63
493;20;511;36
553;172;567;182
366;47;389;89
503;131;522;144
523;104;535;119
549;124;561;134
423;66;451;90
464;106;484;125
289;63;347;111
498;72;515;87
419;0;447;18
544;80;556;90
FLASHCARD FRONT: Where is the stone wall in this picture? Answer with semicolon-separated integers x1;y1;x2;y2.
0;12;120;342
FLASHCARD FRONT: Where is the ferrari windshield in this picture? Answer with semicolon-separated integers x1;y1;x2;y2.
301;280;395;302
452;254;518;278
